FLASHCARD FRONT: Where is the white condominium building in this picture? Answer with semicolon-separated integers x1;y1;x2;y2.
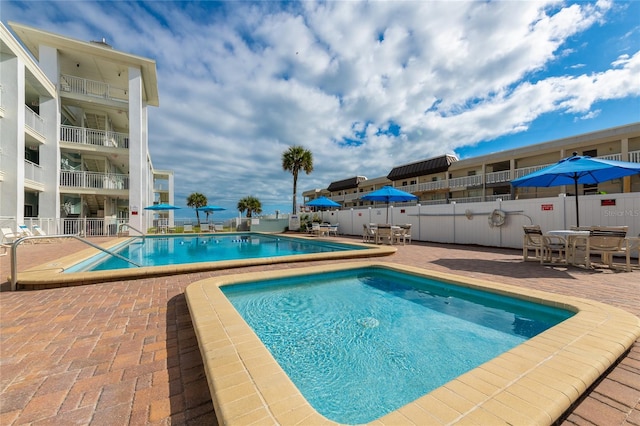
0;22;174;236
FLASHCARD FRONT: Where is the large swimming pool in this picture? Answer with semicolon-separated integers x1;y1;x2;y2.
18;233;394;289
65;233;367;272
222;266;573;424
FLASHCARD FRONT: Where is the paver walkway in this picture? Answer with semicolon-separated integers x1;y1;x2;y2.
1;236;638;425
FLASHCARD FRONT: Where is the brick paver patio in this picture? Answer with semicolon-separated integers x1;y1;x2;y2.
1;236;638;425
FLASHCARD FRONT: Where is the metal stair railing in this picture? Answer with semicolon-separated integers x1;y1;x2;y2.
117;223;146;241
10;234;142;291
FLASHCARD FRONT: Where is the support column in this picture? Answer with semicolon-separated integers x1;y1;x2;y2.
37;45;61;221
0;55;25;224
128;66;144;231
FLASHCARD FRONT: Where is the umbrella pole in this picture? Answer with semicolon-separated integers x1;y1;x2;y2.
574;178;579;227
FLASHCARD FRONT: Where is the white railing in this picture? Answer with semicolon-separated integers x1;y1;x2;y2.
449;196;484;204
24;160;43;183
418;180;448;192
485;170;511;184
60;171;129;190
59;74;127;102
24;105;45;137
597;153;622;161
448;175;483;189
486;194;512;201
60;125;129;148
628;150;640;163
343;193;360;202
514;163;553;179
418;199;448;206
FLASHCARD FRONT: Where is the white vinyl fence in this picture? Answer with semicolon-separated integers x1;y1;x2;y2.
3;193;638;256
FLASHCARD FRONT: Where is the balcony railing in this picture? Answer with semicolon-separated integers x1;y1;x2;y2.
513;163;552;179
449;196;484;204
486;194;512;201
60;171;129;190
448;174;483;189
24;160;43;183
24;105;45;137
60;125;129;148
59;74;127;102
629;150;640;163
343;193;360;202
485;170;511;184
417;180;448;192
598;153;622;161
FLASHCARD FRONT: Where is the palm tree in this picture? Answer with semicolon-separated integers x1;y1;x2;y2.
186;192;207;226
282;145;313;214
237;196;262;218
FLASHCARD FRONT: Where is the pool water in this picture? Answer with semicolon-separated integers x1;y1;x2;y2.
222;267;573;424
65;233;364;272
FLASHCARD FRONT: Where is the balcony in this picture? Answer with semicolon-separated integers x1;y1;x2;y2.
448;175;483;189
485;170;512;184
25;105;45;139
59;74;127;103
60;171;129;191
60;125;129;148
24;160;44;188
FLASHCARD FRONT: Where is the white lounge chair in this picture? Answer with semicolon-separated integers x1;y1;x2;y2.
200;223;210;233
183;224;193;233
1;227;19;243
32;225;53;243
18;224;34;237
32;225;48;237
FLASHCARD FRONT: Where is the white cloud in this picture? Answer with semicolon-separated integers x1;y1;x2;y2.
4;0;639;214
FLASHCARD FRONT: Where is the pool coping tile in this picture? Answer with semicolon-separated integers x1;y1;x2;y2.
184;261;640;425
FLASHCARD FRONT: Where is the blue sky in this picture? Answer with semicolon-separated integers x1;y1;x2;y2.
4;0;639;220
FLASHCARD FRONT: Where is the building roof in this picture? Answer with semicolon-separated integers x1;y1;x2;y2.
9;21;159;107
387;154;458;181
327;176;367;192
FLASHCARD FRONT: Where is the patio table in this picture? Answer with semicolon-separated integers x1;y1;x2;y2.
545;230;590;264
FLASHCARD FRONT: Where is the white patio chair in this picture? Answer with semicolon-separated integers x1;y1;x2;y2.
572;226;629;271
362;224;376;243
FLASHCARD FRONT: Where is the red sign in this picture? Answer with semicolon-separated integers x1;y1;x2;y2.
131;211;138;215
601;199;616;206
541;204;554;211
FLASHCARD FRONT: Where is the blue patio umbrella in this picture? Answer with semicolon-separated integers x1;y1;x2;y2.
360;186;418;223
144;203;180;211
306;196;341;209
196;205;226;222
511;153;640;226
196;205;226;213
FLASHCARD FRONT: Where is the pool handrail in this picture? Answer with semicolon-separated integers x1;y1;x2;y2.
117;223;146;241
9;234;142;291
